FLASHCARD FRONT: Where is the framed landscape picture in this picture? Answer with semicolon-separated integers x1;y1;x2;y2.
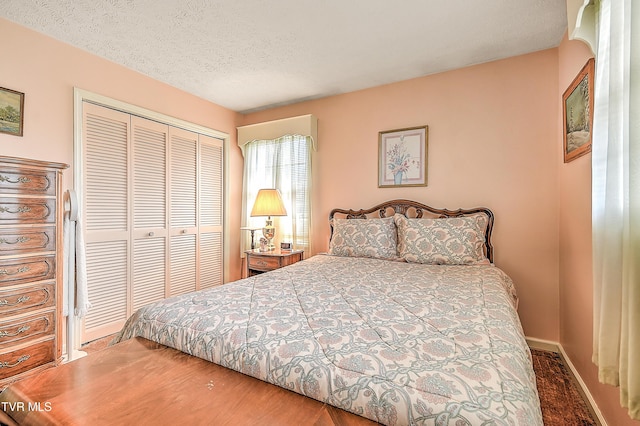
0;87;24;137
378;126;428;187
563;58;594;163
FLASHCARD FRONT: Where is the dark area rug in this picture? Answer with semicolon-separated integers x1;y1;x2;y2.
531;349;598;425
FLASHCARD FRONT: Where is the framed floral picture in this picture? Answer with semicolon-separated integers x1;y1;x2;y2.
563;58;594;163
378;125;428;187
0;87;25;137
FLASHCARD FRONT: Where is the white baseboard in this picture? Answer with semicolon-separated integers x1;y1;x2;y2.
526;337;607;426
60;342;88;364
526;337;559;353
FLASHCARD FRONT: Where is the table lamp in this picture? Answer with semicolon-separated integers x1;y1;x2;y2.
240;227;260;249
250;189;287;251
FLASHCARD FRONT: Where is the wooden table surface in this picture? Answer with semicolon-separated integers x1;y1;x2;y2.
0;337;378;426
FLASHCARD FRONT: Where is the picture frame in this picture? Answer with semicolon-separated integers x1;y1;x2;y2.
378;125;428;187
563;58;594;163
280;242;291;251
0;87;24;137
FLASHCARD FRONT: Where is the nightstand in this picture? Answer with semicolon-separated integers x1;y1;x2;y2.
245;249;304;277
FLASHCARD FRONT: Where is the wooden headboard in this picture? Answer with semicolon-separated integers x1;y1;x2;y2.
329;199;495;263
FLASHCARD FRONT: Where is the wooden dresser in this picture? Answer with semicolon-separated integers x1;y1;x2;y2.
0;156;68;388
245;249;304;277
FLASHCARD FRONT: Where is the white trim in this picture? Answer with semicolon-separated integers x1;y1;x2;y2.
567;0;597;54
237;114;318;156
526;337;607;426
74;88;229;140
525;336;559;353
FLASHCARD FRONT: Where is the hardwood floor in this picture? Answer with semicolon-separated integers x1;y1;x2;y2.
79;336;599;425
80;335;115;353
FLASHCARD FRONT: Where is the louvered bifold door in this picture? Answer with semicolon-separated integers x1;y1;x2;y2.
169;127;198;296
80;102;226;343
199;135;224;289
132;116;168;310
82;103;131;342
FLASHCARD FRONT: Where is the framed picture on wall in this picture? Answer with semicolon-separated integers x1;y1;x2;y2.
0;87;25;137
378;125;428;187
562;58;594;163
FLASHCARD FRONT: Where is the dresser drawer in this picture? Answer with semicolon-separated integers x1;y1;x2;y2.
0;339;55;380
0;197;56;224
0;227;56;255
0;282;55;317
248;255;281;271
0;167;56;196
0;255;55;287
0;311;54;348
0;157;65;387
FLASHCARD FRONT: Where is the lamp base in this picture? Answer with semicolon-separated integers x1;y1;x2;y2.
262;218;276;251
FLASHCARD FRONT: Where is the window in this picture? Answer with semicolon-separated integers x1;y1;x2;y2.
591;0;640;420
241;135;312;254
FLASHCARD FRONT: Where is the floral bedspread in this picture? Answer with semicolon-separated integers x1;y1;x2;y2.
114;255;542;425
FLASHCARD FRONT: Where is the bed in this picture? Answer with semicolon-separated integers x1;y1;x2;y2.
111;199;542;425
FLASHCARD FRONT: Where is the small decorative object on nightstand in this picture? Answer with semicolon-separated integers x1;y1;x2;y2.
245;249;303;277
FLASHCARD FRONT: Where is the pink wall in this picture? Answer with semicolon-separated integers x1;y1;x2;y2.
0;18;245;280
558;34;639;426
242;50;561;342
244;41;639;424
5;14;634;424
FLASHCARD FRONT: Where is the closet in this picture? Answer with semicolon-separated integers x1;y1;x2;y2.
81;102;224;343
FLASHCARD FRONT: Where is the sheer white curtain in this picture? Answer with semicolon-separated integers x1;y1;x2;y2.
592;0;640;420
241;135;312;255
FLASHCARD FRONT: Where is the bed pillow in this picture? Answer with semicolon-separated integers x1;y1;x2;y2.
394;213;488;265
329;217;398;260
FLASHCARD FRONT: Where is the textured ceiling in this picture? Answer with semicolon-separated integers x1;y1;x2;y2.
1;0;567;113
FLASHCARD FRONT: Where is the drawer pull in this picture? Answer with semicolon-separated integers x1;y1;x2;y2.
0;325;31;338
0;295;30;306
0;236;30;245
0;206;32;214
0;175;31;184
0;354;31;369
256;260;267;266
0;266;30;276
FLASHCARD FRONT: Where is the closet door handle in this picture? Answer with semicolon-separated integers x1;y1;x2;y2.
148;232;155;237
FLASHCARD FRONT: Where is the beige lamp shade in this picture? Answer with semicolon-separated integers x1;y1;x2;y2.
250;189;287;217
